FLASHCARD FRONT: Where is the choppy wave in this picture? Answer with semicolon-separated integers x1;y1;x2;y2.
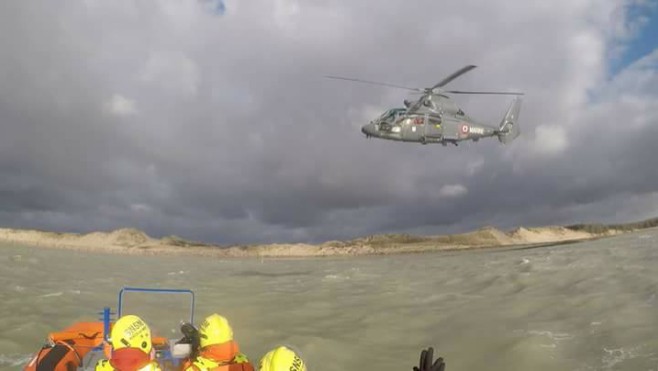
0;354;32;368
2;229;658;371
526;330;574;342
601;346;653;369
38;291;63;298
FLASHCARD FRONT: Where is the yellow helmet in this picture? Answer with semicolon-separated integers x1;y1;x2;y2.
199;313;234;348
110;315;152;354
259;346;306;371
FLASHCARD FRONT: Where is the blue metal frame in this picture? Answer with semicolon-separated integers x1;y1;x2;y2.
61;287;196;366
102;307;112;342
117;287;196;323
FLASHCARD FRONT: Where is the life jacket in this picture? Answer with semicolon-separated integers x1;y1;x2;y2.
24;322;104;371
95;360;114;371
183;341;254;371
24;340;82;371
184;357;254;371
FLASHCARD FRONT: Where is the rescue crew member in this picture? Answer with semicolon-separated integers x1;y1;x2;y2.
184;313;253;371
95;314;162;371
258;346;306;371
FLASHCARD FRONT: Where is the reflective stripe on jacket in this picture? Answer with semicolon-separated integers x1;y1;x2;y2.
184;354;254;371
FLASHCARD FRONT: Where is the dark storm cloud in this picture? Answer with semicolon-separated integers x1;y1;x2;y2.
0;0;656;244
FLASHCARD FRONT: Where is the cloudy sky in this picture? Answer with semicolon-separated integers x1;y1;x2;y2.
1;0;657;245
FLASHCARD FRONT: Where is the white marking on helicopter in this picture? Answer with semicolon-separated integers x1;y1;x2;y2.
469;127;484;135
412;126;417;132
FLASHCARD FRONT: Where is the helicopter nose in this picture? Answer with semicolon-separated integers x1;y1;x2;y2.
361;122;376;137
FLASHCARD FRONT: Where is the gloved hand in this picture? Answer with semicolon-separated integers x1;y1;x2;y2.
413;347;445;371
179;322;198;341
177;322;201;359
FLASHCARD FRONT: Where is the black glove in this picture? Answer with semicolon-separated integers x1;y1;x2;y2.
177;322;201;359
413;347;445;371
179;322;199;341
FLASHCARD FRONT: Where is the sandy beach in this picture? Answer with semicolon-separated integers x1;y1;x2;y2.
0;223;629;258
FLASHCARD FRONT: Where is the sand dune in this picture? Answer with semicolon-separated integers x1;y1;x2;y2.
0;220;641;258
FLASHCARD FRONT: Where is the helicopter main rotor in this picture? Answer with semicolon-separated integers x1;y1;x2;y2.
325;65;525;98
430;64;477;90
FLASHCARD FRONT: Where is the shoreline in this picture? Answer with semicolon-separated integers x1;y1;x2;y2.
0;223;635;258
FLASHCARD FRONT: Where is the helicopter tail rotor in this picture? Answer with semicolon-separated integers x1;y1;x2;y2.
497;97;522;144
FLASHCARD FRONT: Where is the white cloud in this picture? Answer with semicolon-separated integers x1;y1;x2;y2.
466;158;485;176
104;94;137;116
130;203;151;213
532;125;569;156
139;51;199;97
438;184;468;199
273;0;300;30
564;30;606;109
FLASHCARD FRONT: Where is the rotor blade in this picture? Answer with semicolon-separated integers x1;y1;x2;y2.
324;75;421;91
446;90;524;95
431;65;477;89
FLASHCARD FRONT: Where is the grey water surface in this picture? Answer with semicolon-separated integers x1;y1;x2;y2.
2;229;658;371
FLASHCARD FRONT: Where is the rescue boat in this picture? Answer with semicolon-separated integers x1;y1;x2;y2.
24;287;197;371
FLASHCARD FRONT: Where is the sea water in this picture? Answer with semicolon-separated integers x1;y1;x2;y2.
2;229;658;371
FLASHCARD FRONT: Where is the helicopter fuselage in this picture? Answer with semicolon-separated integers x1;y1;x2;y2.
361;109;497;146
326;64;523;146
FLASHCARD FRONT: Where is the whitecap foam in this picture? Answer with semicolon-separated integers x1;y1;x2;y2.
527;330;574;342
322;274;350;282
0;353;33;367
39;291;63;298
601;347;641;369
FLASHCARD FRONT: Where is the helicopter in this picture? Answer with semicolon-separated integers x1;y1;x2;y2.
326;65;523;146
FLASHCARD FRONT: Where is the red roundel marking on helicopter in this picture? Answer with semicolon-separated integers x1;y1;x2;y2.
460;124;469;134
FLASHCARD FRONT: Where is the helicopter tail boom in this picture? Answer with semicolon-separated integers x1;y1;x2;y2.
497;97;522;144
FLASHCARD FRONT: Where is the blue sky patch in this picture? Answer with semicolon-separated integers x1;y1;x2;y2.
199;0;226;16
610;2;658;75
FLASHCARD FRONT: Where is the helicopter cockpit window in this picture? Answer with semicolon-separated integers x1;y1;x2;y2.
380;108;405;120
378;110;391;120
